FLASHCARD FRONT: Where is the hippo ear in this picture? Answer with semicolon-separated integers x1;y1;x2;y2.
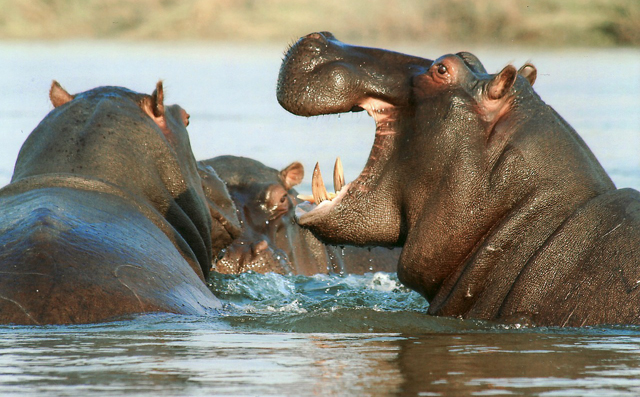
487;65;517;100
50;81;75;108
518;63;537;86
180;108;190;127
150;81;165;118
142;81;169;130
280;161;304;190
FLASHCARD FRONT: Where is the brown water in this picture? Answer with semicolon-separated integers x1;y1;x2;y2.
3;313;640;396
1;41;639;396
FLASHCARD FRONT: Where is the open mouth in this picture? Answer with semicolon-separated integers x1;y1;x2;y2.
294;99;397;224
276;32;431;237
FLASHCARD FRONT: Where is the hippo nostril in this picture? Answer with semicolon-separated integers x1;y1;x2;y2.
306;33;324;41
305;32;334;43
216;248;227;262
319;31;335;39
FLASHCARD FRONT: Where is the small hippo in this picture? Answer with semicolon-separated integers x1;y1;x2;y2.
0;81;241;324
198;155;399;275
277;32;640;327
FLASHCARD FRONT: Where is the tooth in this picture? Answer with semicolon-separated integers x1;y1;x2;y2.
333;157;345;193
312;162;330;203
297;194;315;202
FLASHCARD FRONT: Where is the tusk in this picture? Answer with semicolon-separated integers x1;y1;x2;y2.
297;192;336;203
297;194;315;202
333;157;345;193
311;162;330;204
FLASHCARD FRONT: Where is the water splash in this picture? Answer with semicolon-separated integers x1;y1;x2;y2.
210;271;426;313
206;271;487;333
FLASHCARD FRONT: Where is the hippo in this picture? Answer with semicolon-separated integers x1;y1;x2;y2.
198;155;399;275
0;81;241;325
276;32;640;327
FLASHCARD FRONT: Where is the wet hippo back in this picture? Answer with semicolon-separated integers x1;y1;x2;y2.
0;183;216;324
0;82;237;324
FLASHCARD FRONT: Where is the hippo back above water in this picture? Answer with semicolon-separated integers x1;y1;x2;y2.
277;32;640;327
0;81;240;325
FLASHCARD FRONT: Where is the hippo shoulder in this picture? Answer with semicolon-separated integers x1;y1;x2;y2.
502;188;640;326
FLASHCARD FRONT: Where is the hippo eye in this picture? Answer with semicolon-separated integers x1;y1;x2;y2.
437;64;448;75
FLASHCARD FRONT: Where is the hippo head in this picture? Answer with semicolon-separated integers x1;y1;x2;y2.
14;81;242;279
278;33;613;302
200;156;306;275
277;32;434;247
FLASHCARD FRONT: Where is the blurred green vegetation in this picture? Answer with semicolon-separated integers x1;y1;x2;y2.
0;0;638;46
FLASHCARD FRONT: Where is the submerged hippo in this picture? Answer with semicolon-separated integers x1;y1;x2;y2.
277;32;640;327
198;155;399;275
0;81;241;325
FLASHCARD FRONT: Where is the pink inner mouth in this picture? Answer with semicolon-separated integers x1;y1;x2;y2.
295;98;397;225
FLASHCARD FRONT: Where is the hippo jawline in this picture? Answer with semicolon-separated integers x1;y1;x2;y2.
294;97;398;226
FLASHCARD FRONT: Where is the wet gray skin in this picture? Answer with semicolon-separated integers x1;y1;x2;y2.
0;82;241;324
199;155;399;276
277;32;640;327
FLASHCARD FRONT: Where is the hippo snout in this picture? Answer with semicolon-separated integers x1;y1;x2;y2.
277;31;433;118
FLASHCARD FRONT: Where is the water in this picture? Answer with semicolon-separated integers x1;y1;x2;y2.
4;273;640;396
1;41;639;395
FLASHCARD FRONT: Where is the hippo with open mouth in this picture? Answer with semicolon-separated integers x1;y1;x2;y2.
277;32;640;327
0;81;241;324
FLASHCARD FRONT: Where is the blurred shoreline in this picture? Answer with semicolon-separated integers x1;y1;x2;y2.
1;0;638;47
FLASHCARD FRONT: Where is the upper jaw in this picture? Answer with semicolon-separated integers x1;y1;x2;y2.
277;31;432;118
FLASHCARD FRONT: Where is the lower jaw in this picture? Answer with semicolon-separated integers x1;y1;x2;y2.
295;182;351;226
295;102;398;231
